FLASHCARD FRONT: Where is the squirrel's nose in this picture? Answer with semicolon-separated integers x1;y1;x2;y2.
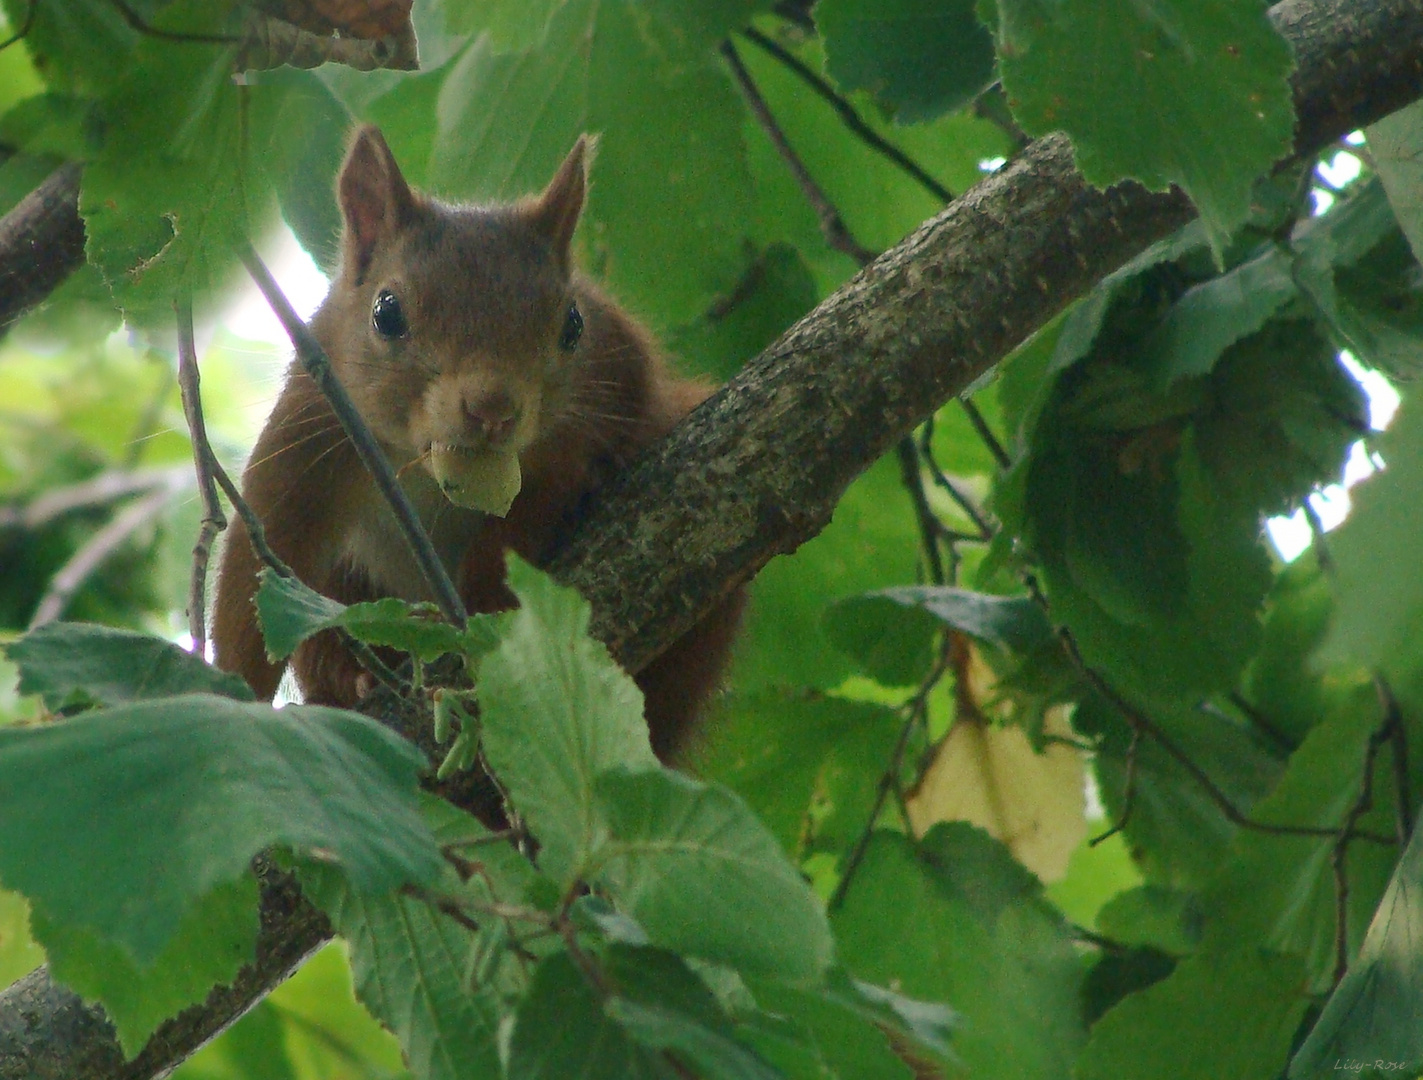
464;389;520;447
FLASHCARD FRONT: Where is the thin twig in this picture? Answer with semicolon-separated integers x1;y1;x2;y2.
918;426;995;540
1224;691;1298;755
202;439;404;695
241;243;467;625
739;26;955;205
0;0;35;53
1303;497;1335;574
0;465;192;530
896;437;946;586
719;38;879;267
1376;675;1413;843
28;479;187;628
958;397;1011;471
1331;721;1388;987
175;296;227;654
1061;628;1394;846
108;0;241;43
830;641;954;911
1091;725;1141;846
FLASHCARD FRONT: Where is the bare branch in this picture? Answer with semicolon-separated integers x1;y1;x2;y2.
240;244;467;626
0;466;191;531
28;475;190;629
175;297;227;653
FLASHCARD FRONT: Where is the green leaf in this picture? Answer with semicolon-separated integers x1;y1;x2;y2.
300;863;503;1080
255;568;497;664
32;874;259;1057
1324;393;1423;685
4;623;253;708
1294;179;1423;381
1138;245;1300;388
1368;99;1423;267
832;828;1084;1080
0;694;440;965
732;453;922;692
594;768;834;983
428;0;755;326
1077;948;1308;1080
80;37;251;324
698;692;902;858
478;560;657;882
821;594;939;686
1096;886;1200;956
994;0;1295;252
817;0;996;123
505;951;668;1080
606;947;784;1080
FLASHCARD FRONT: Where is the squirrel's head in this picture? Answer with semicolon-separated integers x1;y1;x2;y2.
314;125;598;484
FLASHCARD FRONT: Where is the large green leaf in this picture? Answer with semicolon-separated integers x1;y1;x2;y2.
593;768;834;983
300;863;503;1080
0;694;440;964
508;945;782;1080
832;827;1084;1080
1368;100;1423;267
1324;392;1423;685
697;692;902;858
1077;948;1308;1080
478;560;658;883
32;875;259;1057
4;622;252;708
994;0;1295;251
816;0;995;123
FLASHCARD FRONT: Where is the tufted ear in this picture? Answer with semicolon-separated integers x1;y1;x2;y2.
528;134;596;268
338;125;418;283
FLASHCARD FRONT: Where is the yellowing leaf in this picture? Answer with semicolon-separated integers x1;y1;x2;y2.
907;699;1085;883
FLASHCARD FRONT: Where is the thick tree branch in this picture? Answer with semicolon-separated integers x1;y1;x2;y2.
552;0;1423;673
2;0;1422;1076
0;162;84;331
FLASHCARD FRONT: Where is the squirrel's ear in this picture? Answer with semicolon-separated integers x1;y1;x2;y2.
529;134;595;264
338;126;417;283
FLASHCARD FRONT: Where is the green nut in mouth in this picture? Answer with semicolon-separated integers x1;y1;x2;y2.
428;443;522;516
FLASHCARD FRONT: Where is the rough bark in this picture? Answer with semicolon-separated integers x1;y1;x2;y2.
0;162;84;331
1;0;1422;1075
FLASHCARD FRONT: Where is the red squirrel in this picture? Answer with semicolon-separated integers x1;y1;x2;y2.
212;126;743;761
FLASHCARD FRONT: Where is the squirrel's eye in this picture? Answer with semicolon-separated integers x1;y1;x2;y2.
559;302;583;351
372;290;408;339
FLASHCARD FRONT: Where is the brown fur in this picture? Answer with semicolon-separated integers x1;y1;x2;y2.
212;126;742;762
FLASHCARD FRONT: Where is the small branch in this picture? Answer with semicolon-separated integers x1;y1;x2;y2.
0;0;36;53
896;437;946;586
240;243;467;625
1061;628;1394;846
1331;720;1388;987
957;397;1011;472
719;38;879;267
175;297;227;654
107;0;241;44
830;641;953;911
739;26;955;204
1224;691;1298;755
1091;725;1141;846
0;162;85;332
1303;497;1335;574
918;426;995;540
28;475;190;629
1376;675;1413;844
200;431;404;696
0;466;192;531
